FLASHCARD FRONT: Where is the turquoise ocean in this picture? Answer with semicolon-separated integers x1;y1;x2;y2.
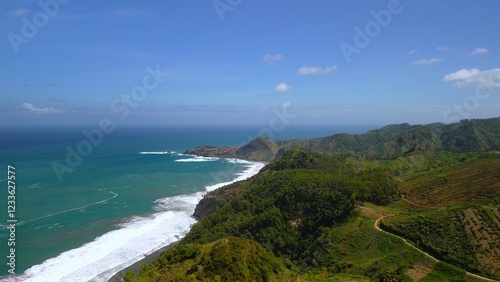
0;125;375;281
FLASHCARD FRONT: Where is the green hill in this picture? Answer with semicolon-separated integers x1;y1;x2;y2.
128;237;304;282
186;118;500;161
399;156;500;206
380;155;500;279
128;149;494;281
127;118;500;281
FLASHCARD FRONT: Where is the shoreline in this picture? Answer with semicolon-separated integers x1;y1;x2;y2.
107;241;179;282
107;159;265;281
0;157;265;282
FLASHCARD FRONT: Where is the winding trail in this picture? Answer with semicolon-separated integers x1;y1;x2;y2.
373;214;498;282
401;195;441;209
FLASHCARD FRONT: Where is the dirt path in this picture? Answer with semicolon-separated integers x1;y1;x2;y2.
374;215;498;282
401;195;441;209
374;215;438;263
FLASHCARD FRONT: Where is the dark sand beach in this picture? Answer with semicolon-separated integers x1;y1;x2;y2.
107;241;178;282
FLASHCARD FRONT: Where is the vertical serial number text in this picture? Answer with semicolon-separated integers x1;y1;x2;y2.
6;165;16;275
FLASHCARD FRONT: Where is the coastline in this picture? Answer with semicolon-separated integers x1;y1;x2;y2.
107;241;179;282
106;159;265;282
0;155;264;282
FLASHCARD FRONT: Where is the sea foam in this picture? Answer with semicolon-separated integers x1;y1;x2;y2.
175;156;219;162
3;160;264;282
139;151;174;155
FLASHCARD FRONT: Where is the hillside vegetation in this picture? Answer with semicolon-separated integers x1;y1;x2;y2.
127;118;500;281
129;150;425;281
129;237;304;282
184;150;399;266
381;155;500;279
398;157;500;206
186;118;500;162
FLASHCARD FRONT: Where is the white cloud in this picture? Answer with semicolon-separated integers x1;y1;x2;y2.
263;54;284;64
411;58;443;65
443;68;500;89
274;82;292;93
437;46;449;52
443;69;480;81
297;65;338;75
10;9;30;17
282;101;292;108
470;47;488;56
407;49;418;55
21;103;66;114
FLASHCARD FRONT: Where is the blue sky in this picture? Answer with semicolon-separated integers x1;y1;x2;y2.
1;0;499;126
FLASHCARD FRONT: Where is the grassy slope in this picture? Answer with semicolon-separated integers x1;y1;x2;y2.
346;152;493;176
398;156;500;206
130;150;500;281
381;155;500;280
130;203;470;281
129;237;305;282
302;204;435;282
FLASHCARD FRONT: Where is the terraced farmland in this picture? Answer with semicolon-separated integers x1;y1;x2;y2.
381;155;500;280
459;207;500;276
399;157;500;206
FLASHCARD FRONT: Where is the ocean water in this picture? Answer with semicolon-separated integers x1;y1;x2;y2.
0;125;376;281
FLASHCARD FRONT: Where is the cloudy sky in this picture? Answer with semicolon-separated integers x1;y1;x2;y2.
1;0;499;126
